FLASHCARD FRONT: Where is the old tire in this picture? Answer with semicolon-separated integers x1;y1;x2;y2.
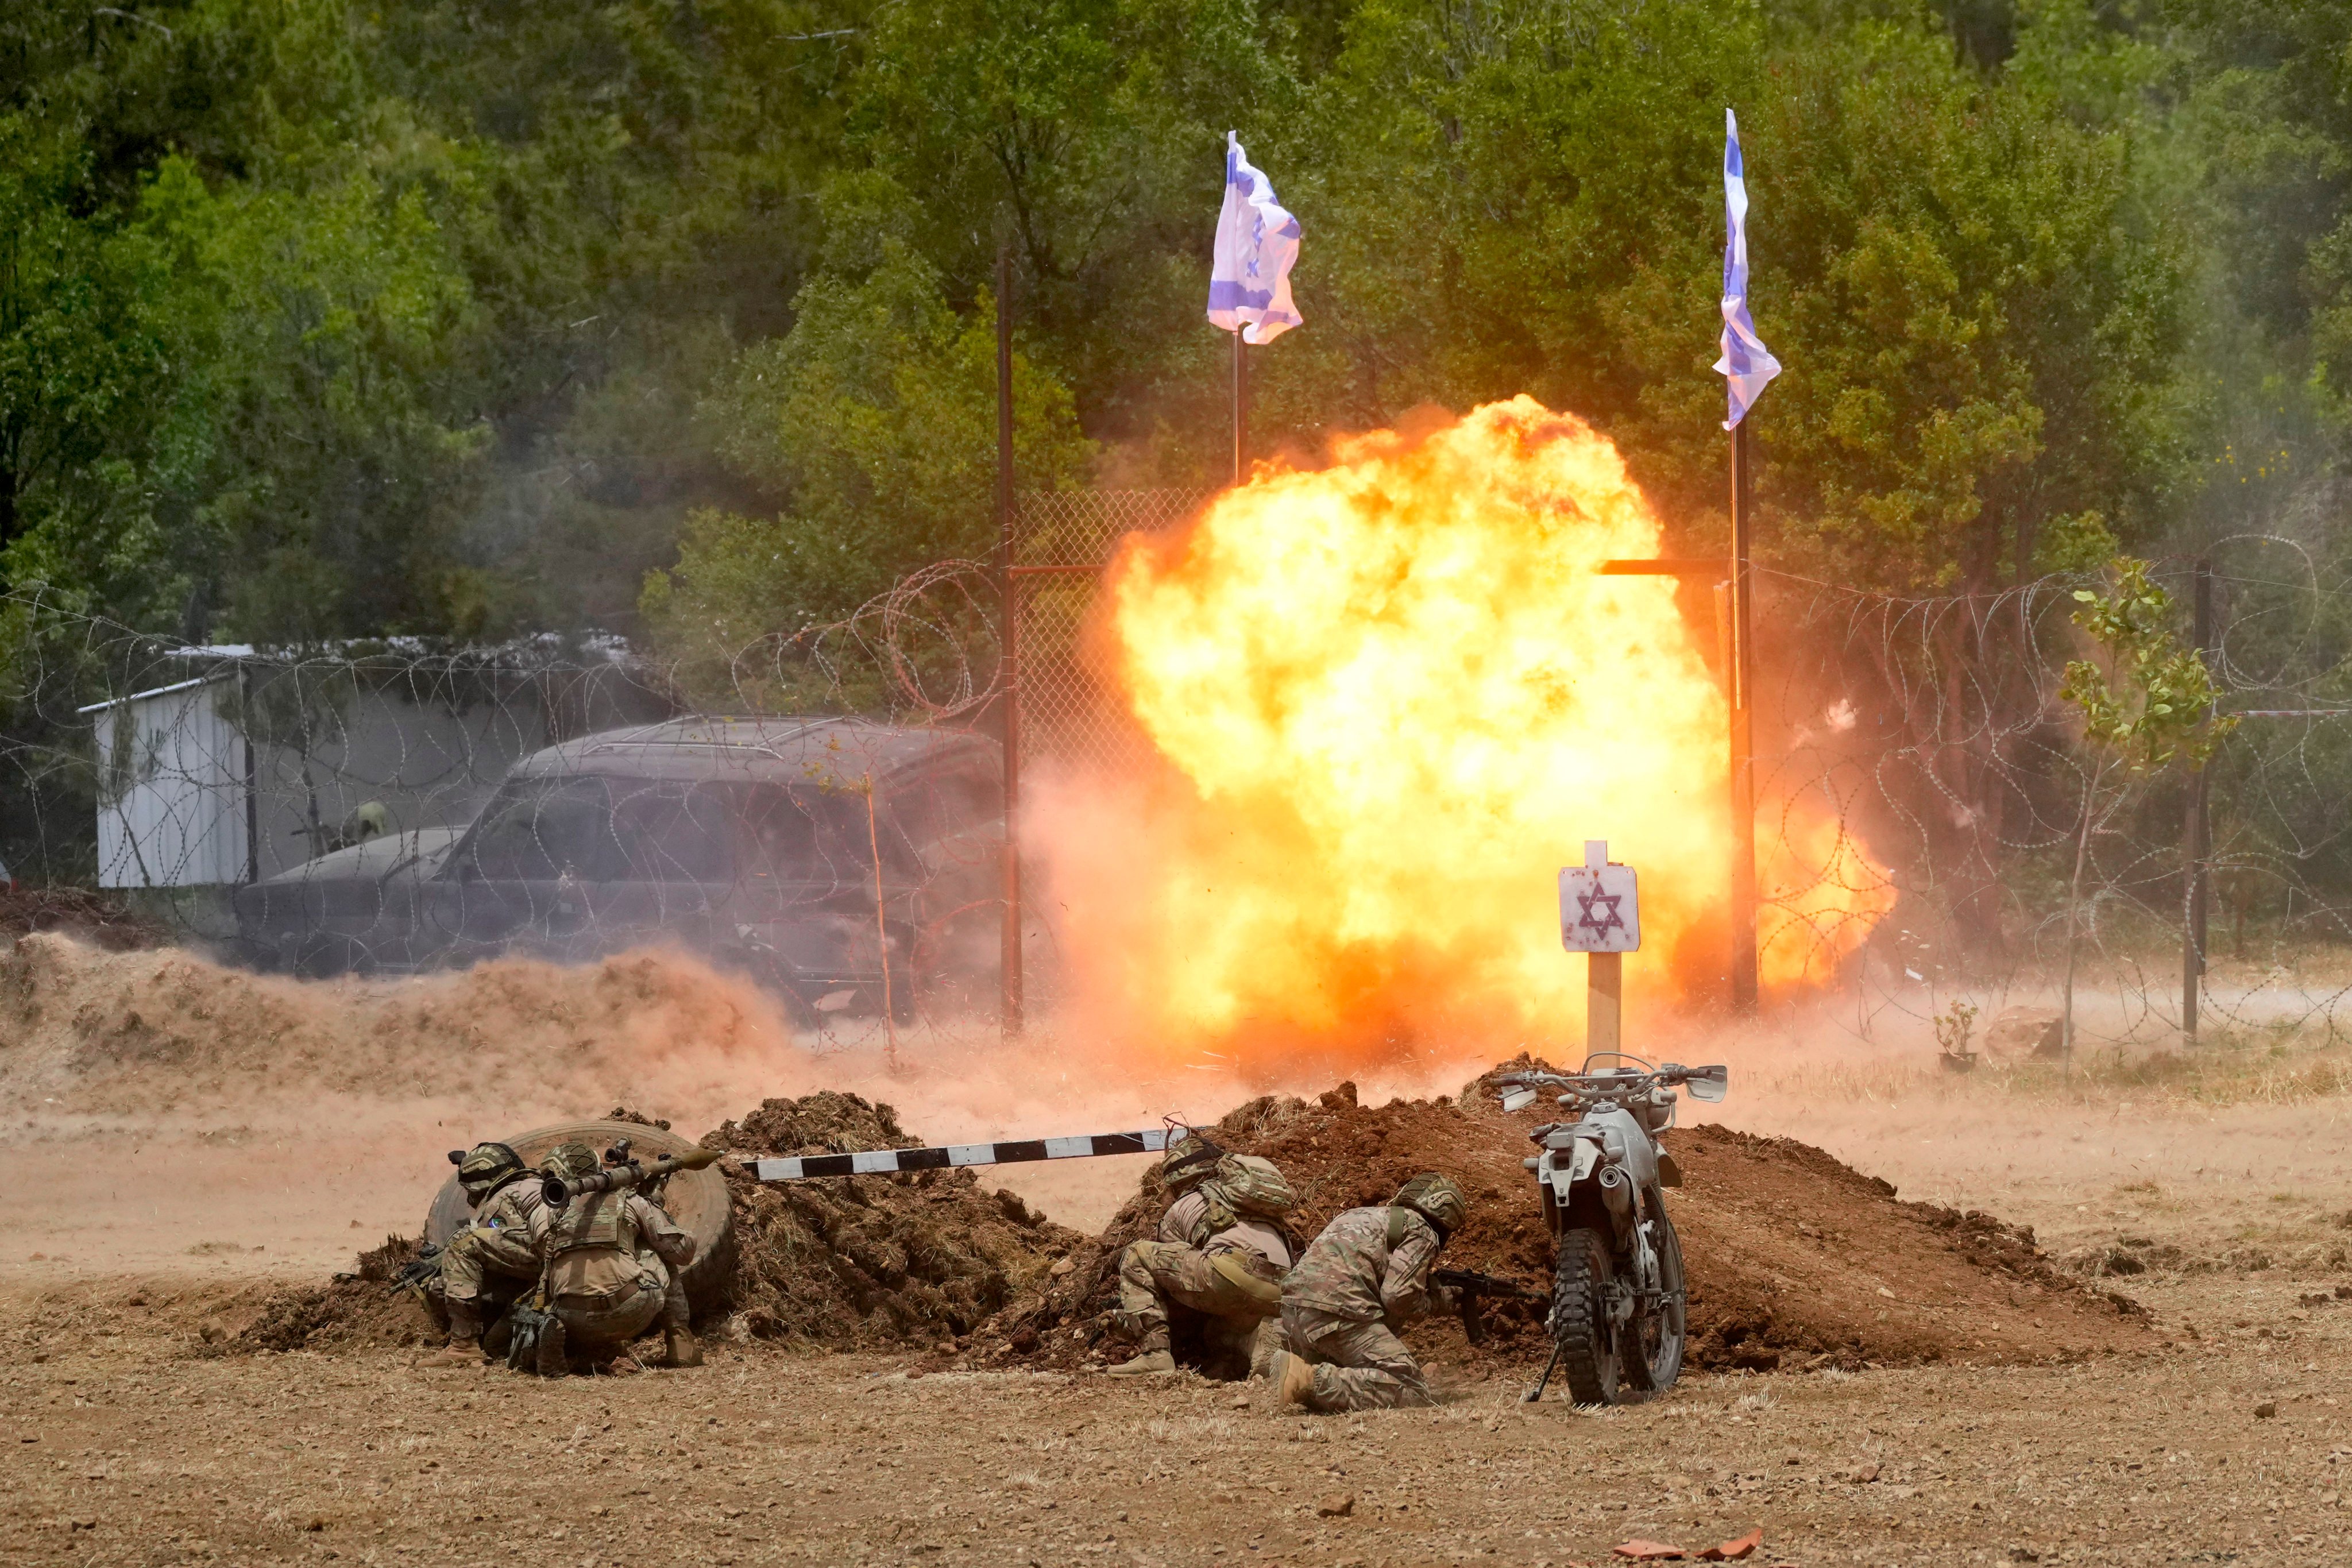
1550;1226;1621;1406
423;1119;736;1318
1621;1207;1687;1400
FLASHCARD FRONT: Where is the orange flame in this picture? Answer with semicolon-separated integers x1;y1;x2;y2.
1056;397;1887;1060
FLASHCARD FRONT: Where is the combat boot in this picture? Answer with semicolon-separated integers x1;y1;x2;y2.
534;1314;568;1378
1268;1349;1316;1408
1106;1347;1177;1376
663;1324;703;1368
419;1300;484;1369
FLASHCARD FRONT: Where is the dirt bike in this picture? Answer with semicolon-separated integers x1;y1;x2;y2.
1492;1054;1727;1405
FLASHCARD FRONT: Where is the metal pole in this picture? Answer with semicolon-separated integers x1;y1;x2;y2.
1231;329;1248;485
2183;558;2214;1042
1728;420;1759;1013
996;245;1023;1038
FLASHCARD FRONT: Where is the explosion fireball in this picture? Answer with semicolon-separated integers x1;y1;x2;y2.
1056;397;1888;1062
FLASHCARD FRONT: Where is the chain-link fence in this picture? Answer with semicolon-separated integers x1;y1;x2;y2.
1010;488;1215;783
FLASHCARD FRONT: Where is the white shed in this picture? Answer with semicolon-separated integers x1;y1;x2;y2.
82;675;254;889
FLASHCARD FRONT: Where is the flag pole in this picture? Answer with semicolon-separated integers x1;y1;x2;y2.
1231;328;1248;485
995;242;1023;1040
1728;420;1758;1014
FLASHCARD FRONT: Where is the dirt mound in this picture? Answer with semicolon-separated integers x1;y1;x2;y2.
976;1067;2150;1375
702;1091;1086;1349
227;1235;438;1354
0;885;167;950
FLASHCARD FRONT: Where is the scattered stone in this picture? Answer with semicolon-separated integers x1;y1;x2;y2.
2256;1401;2278;1419
1316;1493;1354;1517
1612;1542;1686;1562
1698;1529;1763;1563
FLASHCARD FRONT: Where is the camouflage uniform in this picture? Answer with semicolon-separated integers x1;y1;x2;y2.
1279;1205;1449;1411
1115;1186;1289;1373
527;1185;697;1362
437;1177;546;1310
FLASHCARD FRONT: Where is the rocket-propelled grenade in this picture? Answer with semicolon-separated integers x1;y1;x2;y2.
542;1146;723;1206
750;1130;1173;1183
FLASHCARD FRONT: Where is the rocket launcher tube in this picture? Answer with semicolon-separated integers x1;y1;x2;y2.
542;1146;723;1207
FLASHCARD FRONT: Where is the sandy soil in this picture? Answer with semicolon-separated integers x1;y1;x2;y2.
13;936;2352;1563
3;1273;2346;1567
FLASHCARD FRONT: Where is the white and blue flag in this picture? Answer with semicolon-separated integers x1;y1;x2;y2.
1714;108;1782;429
1206;131;1301;345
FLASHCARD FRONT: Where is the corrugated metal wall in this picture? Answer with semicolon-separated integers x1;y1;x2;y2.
91;677;251;889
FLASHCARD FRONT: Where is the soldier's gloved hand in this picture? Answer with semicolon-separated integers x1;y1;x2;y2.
1429;1283;1463;1315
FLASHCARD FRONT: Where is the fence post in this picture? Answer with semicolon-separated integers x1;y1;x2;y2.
2183;557;2214;1042
996;245;1024;1038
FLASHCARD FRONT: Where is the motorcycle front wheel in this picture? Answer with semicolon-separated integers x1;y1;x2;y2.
1621;1207;1688;1400
1549;1227;1621;1405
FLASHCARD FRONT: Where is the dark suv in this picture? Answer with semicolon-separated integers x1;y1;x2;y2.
231;717;1003;1021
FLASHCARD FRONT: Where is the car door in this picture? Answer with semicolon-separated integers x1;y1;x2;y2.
882;763;1003;985
424;774;613;963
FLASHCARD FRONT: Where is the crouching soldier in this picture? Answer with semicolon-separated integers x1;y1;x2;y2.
419;1142;546;1369
1107;1135;1295;1378
526;1142;700;1375
1269;1172;1467;1411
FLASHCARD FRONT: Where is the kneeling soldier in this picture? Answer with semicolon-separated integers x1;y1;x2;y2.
1269;1172;1467;1411
419;1142;546;1369
1107;1135;1295;1378
527;1142;700;1375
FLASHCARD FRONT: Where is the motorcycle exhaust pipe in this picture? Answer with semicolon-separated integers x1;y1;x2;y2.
1596;1163;1635;1225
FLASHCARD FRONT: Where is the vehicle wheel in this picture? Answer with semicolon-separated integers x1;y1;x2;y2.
1549;1226;1621;1405
1621;1207;1687;1400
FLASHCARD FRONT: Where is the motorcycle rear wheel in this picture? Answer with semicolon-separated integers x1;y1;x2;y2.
1549;1227;1621;1405
1621;1207;1688;1400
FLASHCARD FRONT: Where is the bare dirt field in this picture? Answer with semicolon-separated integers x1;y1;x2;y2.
10;935;2352;1566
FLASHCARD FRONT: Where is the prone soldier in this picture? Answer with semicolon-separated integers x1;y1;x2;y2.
1268;1172;1467;1411
418;1142;547;1369
1107;1134;1295;1378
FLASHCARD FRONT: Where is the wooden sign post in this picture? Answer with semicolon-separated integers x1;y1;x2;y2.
1559;840;1641;1057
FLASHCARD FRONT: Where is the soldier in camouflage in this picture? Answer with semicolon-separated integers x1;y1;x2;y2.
1268;1172;1468;1411
419;1142;546;1369
1106;1135;1292;1378
524;1142;700;1376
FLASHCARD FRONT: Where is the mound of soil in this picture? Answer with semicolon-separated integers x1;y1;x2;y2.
229;1234;438;1354
694;1091;1084;1349
976;1064;2149;1376
0;885;167;951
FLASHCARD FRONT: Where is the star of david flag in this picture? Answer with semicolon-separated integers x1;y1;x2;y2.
1713;108;1782;429
1206;131;1302;346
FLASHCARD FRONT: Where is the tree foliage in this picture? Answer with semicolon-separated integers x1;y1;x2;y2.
2;0;2351;650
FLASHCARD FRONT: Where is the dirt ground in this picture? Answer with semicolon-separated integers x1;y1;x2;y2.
5;1271;2349;1567
14;936;2352;1563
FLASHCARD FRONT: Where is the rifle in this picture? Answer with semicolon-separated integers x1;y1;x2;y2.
1432;1268;1547;1346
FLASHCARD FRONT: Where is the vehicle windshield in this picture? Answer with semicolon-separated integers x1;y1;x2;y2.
451;776;891;883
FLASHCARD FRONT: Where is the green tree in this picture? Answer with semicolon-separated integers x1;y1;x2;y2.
2057;557;2235;1055
640;249;1092;703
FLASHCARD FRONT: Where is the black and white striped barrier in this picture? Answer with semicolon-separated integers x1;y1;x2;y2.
750;1129;1173;1183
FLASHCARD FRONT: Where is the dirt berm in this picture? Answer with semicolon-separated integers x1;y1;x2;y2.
975;1065;2151;1375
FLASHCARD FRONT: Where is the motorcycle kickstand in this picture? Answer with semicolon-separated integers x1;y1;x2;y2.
1523;1339;1566;1404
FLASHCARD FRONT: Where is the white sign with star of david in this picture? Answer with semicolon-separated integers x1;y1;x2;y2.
1559;862;1640;953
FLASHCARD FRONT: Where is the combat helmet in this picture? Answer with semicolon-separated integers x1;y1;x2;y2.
1160;1130;1226;1195
1393;1172;1467;1241
450;1142;527;1205
541;1141;600;1180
